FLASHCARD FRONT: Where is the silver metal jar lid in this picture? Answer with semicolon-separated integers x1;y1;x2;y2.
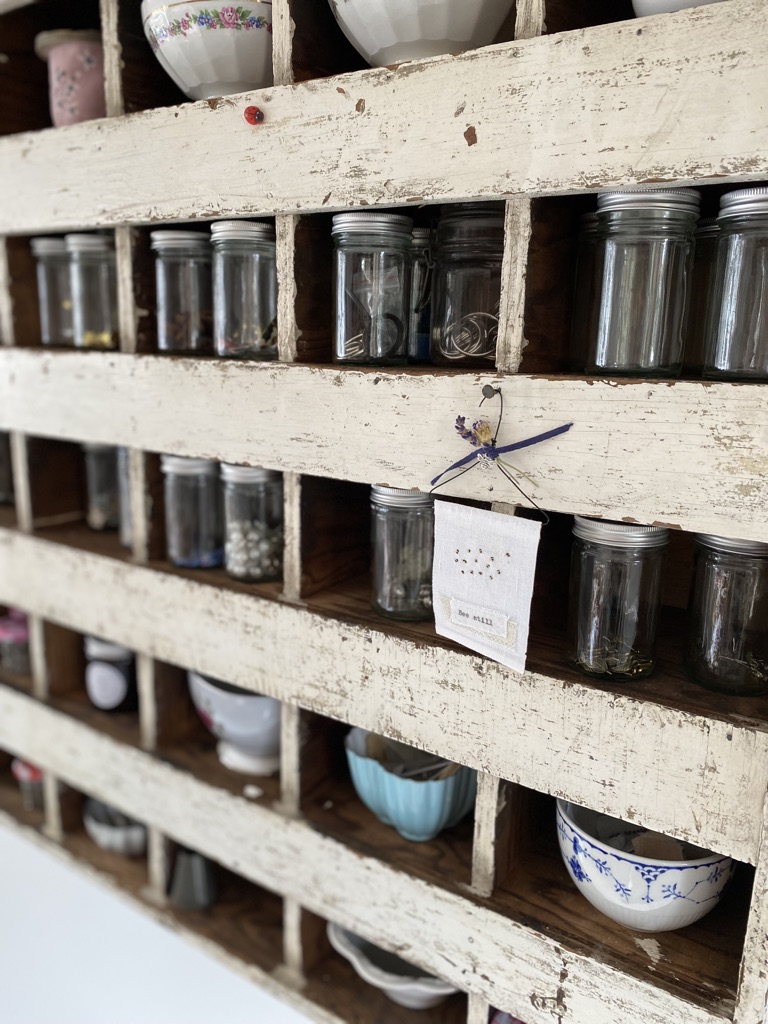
371;485;433;508
718;187;768;219
220;463;280;484
81;442;114;454
65;233;114;253
597;188;701;214
150;230;210;252
696;533;768;556
695;217;719;238
332;212;413;237
84;635;133;661
573;516;669;548
30;237;67;256
439;201;504;229
160;454;219;476
210;220;275;242
412;227;431;244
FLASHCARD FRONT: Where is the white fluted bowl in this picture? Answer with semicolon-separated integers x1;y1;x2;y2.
328;0;514;68
556;800;735;932
632;0;727;15
141;0;273;100
83;799;147;858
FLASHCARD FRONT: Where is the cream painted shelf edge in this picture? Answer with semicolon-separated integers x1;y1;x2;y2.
1;0;767;233
0;528;764;866
0;684;735;1024
2;350;768;539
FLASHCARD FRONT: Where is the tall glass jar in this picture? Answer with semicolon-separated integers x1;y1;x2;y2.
117;446;132;549
408;226;432;363
567;517;669;680
586;188;700;376
84;636;138;713
703;187;768;380
332;212;412;365
66;233;118;350
31;236;74;346
568;212;599;371
161;455;223;568
82;443;119;531
685;534;768;695
211;220;277;359
221;463;283;582
682;218;719;374
371;486;434;621
430;202;504;367
151;230;213;354
0;432;12;504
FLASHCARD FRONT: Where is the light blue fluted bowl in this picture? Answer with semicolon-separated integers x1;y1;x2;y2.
345;727;477;842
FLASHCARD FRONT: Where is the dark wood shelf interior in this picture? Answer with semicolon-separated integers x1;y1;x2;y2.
0;761;45;831
62;826;149;900
49;687;141;749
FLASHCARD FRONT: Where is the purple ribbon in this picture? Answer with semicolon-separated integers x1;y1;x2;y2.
430;421;573;488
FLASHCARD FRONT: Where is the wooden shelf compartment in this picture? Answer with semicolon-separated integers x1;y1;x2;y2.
0;746;45;830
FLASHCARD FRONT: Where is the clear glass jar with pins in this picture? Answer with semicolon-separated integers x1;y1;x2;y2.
371;486;434;621
567;517;669;680
211;220;277;359
430;202;504;367
31;237;74;346
67;233;118;350
221;464;283;583
151;230;213;354
585;188;700;376
161;455;223;569
332;212;412;365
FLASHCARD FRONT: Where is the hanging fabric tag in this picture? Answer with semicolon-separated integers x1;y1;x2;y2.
432;502;541;673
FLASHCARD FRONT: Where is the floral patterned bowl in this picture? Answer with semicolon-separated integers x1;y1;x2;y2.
556;800;735;932
140;1;273;100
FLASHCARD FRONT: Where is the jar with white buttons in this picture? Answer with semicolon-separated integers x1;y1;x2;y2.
31;236;74;346
371;486;434;621
211;220;277;359
221;464;283;582
84;636;137;713
66;233;118;350
161;455;223;568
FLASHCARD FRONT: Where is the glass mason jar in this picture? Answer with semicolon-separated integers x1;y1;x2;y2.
371;486;434;621
84;636;138;713
332;212;412;365
221;463;283;582
408;226;432;363
211;220;277;359
703;187;768;380
161;454;223;568
568;212;599;371
685;534;768;695
117;446;132;549
567;517;669;680
31;236;74;346
430;202;504;367
151;230;213;354
66;233;118;350
0;432;13;504
586;188;700;376
82;443;119;531
682;218;719;374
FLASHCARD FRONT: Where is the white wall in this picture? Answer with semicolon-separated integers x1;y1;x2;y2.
0;824;312;1024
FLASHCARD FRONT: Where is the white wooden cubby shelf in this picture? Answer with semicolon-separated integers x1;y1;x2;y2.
1;1;767;1024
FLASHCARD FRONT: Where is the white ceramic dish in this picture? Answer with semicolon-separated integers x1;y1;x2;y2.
328;0;514;68
83;798;147;858
326;923;460;1009
556;800;735;932
140;0;273;100
632;0;727;15
187;670;281;774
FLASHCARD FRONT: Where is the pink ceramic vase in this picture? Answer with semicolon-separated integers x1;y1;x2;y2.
34;30;106;128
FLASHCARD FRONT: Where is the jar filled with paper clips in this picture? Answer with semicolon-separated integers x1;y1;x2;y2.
332;212;412;365
431;203;504;367
211;220;277;359
567;517;669;681
371;486;434;621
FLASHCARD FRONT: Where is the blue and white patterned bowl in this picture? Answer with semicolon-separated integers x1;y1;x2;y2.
345;727;476;843
556;800;735;932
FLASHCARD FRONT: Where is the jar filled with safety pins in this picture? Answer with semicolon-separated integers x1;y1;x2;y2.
332;212;412;365
409;227;432;363
66;233;118;350
430;203;504;367
31;236;74;346
151;230;213;354
371;487;434;621
211;220;277;359
221;464;283;582
567;517;669;680
161;455;223;568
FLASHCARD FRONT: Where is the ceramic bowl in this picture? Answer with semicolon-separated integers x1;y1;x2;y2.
632;0;727;15
187;670;281;774
140;0;273;101
327;923;460;1009
34;30;106;128
328;0;514;68
345;727;476;842
556;800;735;932
83;798;147;857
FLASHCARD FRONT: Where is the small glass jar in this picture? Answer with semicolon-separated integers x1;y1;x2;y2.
682;218;719;375
685;534;768;695
161;454;223;568
82;443;119;530
66;233;118;350
568;212;599;371
211;220;277;359
84;635;138;712
703;188;768;380
151;230;213;354
221;463;283;582
586;188;700;376
117;446;132;549
371;486;434;621
567;517;669;680
332;212;412;365
0;612;30;675
430;202;504;367
0;432;13;504
408;227;432;363
31;236;74;346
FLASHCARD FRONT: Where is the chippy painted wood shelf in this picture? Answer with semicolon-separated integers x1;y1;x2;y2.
1;2;768;1024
